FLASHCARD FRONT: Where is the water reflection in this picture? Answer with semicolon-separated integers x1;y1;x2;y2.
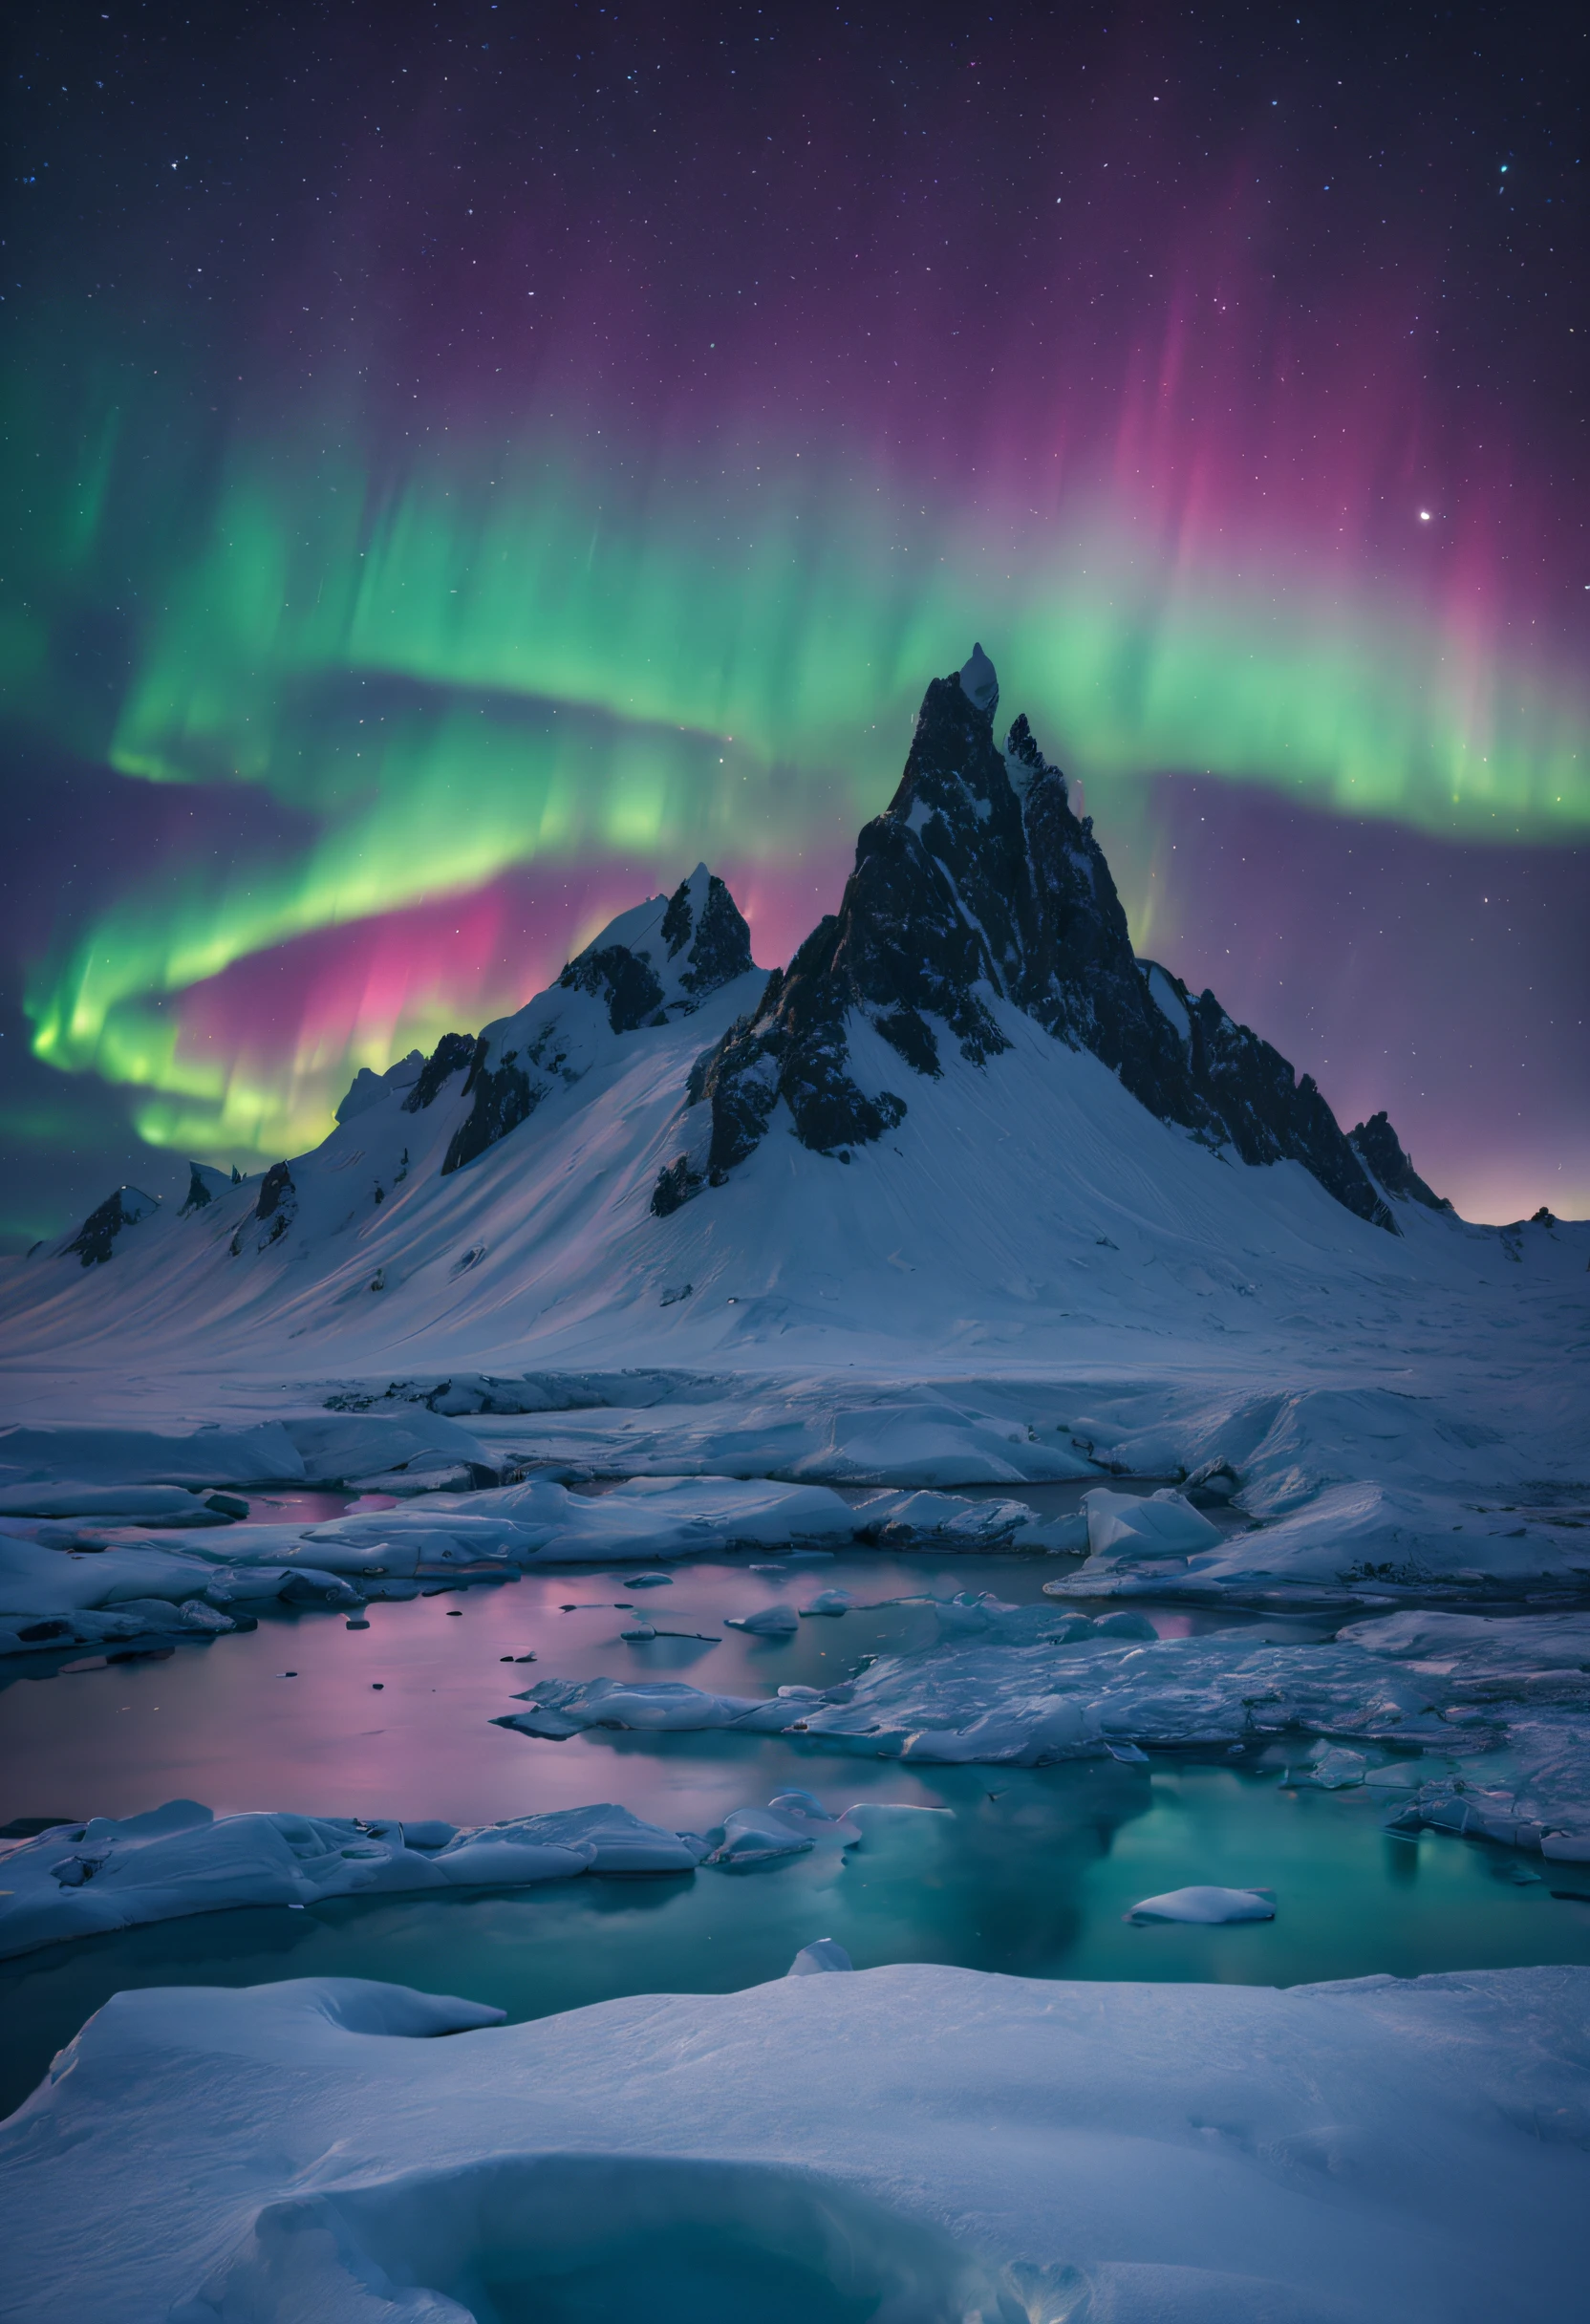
4;1758;1590;2123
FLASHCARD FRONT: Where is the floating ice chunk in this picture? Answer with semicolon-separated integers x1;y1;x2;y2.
1128;1885;1275;1924
802;1588;856;1615
1308;1747;1368;1789
787;1937;854;1974
709;1791;861;1866
725;1603;799;1635
709;1807;816;1866
1014;1512;1091;1554
496;1676;827;1738
859;1488;1037;1544
0;1797;709;1957
0;1483;205;1521
622;1572;674;1588
1084;1487;1222;1561
766;1790;863;1844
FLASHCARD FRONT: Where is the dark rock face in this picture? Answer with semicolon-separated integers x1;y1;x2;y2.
402;1032;478;1114
1350;1111;1450;1210
179;1164;213;1214
679;656;1395;1231
64;1186;159;1267
650;1154;703;1217
665;869;756;996
560;946;666;1035
443;1042;539;1176
252;1160;297;1246
561;872;754;1036
443;868;756;1178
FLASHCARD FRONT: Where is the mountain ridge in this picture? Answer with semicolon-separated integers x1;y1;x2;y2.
31;649;1443;1297
664;649;1394;1229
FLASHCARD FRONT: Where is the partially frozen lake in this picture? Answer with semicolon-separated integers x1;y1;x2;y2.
4;1542;1588;2119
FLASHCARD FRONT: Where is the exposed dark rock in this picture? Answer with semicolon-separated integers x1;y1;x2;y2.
1350;1111;1451;1211
681;651;1395;1230
255;1161;294;1222
64;1186;160;1267
665;870;755;995
180;1165;212;1214
651;1155;703;1216
442;867;756;1177
444;1055;529;1175
402;1032;478;1113
560;945;666;1034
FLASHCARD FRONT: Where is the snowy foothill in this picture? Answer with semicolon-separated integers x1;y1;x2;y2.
3;1963;1586;2322
0;1789;885;1960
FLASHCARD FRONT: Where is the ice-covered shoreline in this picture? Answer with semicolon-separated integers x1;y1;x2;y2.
3;1963;1585;2321
0;1789;898;1961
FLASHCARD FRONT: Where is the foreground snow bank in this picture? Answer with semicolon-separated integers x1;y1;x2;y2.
3;1964;1584;2322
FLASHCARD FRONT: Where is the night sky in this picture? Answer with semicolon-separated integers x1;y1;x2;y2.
3;0;1586;1249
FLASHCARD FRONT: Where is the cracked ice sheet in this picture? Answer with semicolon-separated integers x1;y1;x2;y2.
2;1964;1586;2323
492;1604;1590;1858
496;1624;1454;1760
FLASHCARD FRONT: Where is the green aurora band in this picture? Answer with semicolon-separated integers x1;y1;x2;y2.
11;425;1590;1162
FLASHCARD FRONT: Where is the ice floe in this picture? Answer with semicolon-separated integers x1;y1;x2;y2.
0;1784;916;1959
1128;1884;1276;1924
3;1963;1585;2321
786;1936;854;1972
0;1473;1086;1656
497;1624;1453;1758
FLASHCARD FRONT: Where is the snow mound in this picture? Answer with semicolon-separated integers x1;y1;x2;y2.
4;1965;1586;2323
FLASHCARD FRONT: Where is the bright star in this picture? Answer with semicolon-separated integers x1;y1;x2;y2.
1419;510;1431;522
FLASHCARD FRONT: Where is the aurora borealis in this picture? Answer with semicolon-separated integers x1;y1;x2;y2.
3;0;1586;1244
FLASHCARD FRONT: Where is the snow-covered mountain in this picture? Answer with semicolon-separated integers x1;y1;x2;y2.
0;650;1580;1445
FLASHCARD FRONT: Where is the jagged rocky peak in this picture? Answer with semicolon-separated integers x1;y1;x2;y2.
559;863;754;1034
337;1051;424;1125
958;640;999;720
659;649;1396;1232
437;866;757;1178
179;1162;233;1216
60;1185;160;1267
1349;1111;1450;1211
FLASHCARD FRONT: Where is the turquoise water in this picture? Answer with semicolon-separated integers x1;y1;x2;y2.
3;1539;1586;2122
4;1752;1588;2120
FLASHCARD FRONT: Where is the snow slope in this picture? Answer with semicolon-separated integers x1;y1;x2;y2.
0;656;1582;1608
3;1964;1585;2321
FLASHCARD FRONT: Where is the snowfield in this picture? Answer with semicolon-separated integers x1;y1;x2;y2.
2;1964;1585;2322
